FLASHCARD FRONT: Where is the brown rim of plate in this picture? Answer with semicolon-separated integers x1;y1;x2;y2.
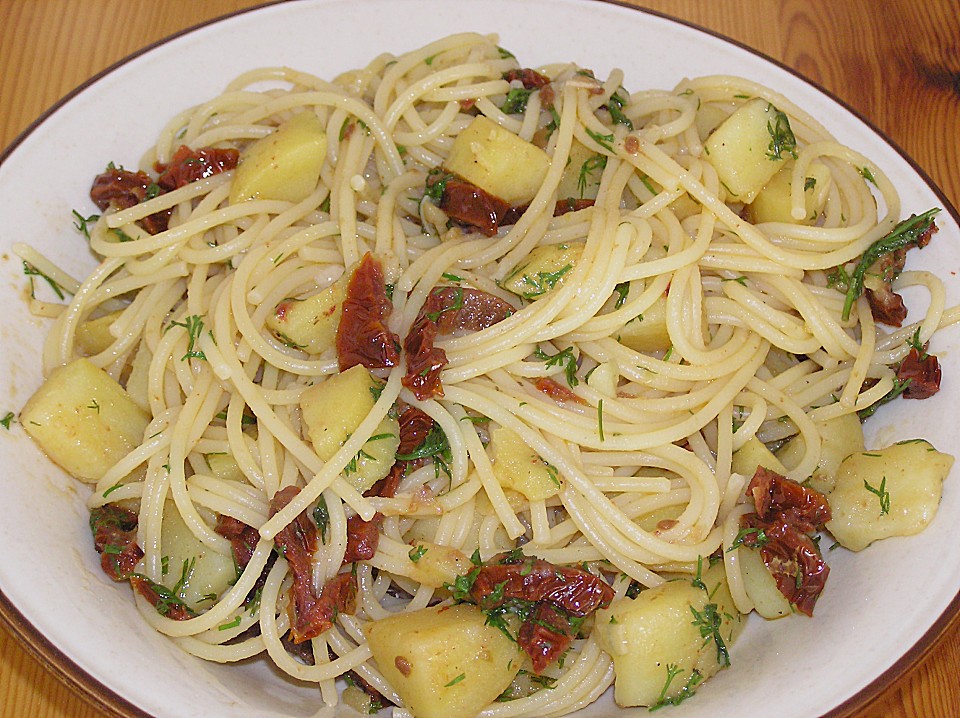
1;1;958;717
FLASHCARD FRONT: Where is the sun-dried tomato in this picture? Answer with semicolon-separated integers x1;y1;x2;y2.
214;514;260;569
155;144;239;191
335;253;401;371
897;346;941;399
89;505;143;581
402;287;514;400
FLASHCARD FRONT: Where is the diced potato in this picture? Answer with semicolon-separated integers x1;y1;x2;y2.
341;416;401;494
300;365;398;493
230;111;328;204
636;504;684;533
300;365;378;460
444;115;550;205
826;440;954;552
501;242;583;300
595;560;742;707
125;343;152;412
365;603;522;718
749;160;831;224
21;358;150;483
586;361;619;398
737;541;792;619
490;425;561;501
704;98;794;203
266;274;347;355
556;139;605;201
731;436;788;478
405;541;474;588
204;453;246;483
75;310;123;355
617;292;669;352
160;500;237;609
777;413;864;494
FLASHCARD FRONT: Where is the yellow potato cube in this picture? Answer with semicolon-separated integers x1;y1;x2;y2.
704;98;794;203
826;440;954;551
556;139;605;201
501;242;583;301
21;358;150;483
490;425;561;501
75;310;123;355
267;274;347;355
595;560;742;707
160;500;237;609
365;604;521;718
444;115;550;205
617;292;670;352
749;160;831;224
230;111;328;204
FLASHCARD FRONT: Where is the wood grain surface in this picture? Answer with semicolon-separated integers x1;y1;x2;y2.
1;1;958;717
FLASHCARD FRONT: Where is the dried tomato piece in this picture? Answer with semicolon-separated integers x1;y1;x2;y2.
864;219;937;327
214;514;260;569
343;514;380;564
270;486;357;642
503;68;551;90
741;513;829;617
533;377;586;405
897;346;941;399
517;603;576;674
463;553;612;673
740;467;832;616
89;505;143;581
129;575;194;621
439;177;512;236
398;406;436;456
470;555;614;616
155;144;240;191
554;198;596;216
402;287;514;400
336;253;402;371
747;466;831;533
90;168;154;212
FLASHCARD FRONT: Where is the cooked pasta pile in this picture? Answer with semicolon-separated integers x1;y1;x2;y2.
18;32;958;717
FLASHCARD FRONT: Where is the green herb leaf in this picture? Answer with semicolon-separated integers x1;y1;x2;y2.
863;476;891;515
0;411;14;430
842;209;940;320
585;127;614;152
168;315;208;361
765;104;797;161
72;209;100;240
501;87;533;115
532;345;579;387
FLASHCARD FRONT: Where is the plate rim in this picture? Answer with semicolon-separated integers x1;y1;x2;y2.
1;1;958;717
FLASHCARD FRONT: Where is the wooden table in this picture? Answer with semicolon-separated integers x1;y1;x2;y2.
0;1;957;716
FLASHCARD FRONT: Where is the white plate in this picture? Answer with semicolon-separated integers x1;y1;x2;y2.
1;1;958;717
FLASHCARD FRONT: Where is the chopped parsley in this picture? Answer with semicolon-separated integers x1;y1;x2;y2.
313;496;330;543
577;154;607;197
585;127;615;152
168;314;208;361
650;664;703;710
408;545;428;562
71;209;100;240
501;87;533;114
397;424;452;479
765;104;798;161
532;345;579;387
518;264;573;299
22;261;66;300
0;411;14;430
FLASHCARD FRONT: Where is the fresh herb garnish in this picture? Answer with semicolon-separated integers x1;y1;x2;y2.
605;90;634;129
577;155;607;197
397;424;452;479
613;282;630;309
408;545;428;562
532;345;579;387
842;208;940;320
765;104;798;161
168;315;208;361
0;411;14;430
519;264;572;299
72;209;100;239
863;476;891;515
586;127;615;152
313;496;330;543
22;261;66;300
650;665;703;711
426;286;464;322
690;603;731;667
501;87;533;114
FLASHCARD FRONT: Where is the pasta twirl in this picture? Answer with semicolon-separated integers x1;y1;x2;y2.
18;32;957;717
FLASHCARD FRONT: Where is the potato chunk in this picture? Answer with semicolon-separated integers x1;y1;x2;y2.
616;292;670;352
738;541;792;619
749;160;831;224
556;139;605;201
266;274;347;355
230;111;328;204
490;425;561;501
160;500;237;609
704;98;794;203
404;541;474;588
777;413;864;494
826;440;953;551
299;365;399;493
595;561;742;707
75;310;123;355
501;242;583;300
21;358;150;483
731;436;787;478
365;604;521;718
444;115;550;205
